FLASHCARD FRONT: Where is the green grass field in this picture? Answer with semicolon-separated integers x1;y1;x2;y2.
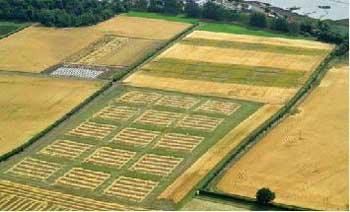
0;86;261;210
0;21;29;38
141;58;305;88
127;11;311;40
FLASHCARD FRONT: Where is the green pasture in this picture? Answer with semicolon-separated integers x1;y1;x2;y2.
127;11;311;40
0;21;29;39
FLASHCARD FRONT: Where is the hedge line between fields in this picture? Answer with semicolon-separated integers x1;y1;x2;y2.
112;22;199;82
176;50;336;210
0;81;113;163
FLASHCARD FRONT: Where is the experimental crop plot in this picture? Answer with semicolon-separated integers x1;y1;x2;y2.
55;168;110;190
154;95;200;109
39;140;92;159
135;110;181;127
130;154;183;177
68;121;116;140
0;194;48;211
76;36;127;65
85;147;136;169
177;114;224;132
116;91;162;105
7;158;61;180
112;128;161;147
94;105;140;122
195;100;241;116
104;176;158;202
0;180;139;211
50;67;104;79
154;133;204;152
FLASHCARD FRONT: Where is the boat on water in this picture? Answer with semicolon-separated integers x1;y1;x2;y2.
288;6;301;11
318;5;331;9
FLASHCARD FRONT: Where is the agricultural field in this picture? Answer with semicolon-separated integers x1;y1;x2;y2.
0;15;190;74
214;64;349;210
0;73;102;157
0;21;29;38
124;30;333;104
0;86;261;210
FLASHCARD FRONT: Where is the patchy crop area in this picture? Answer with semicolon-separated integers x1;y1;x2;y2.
0;15;190;74
214;65;349;210
124;30;333;104
0;86;261;210
0;73;102;156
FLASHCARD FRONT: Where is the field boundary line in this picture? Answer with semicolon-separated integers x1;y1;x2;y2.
0;81;113;163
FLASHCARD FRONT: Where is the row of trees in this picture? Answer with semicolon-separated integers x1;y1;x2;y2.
248;12;348;55
0;0;129;27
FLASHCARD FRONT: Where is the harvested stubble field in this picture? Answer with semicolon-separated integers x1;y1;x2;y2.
0;86;261;210
0;73;102;156
215;65;349;210
0;15;190;73
124;31;333;104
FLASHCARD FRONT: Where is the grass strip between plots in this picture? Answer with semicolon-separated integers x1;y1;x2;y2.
140;58;306;88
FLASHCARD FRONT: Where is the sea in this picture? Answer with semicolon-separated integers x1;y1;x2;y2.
246;0;349;20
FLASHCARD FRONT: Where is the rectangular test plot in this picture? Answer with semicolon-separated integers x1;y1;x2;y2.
130;154;183;177
155;95;200;109
104;176;158;202
7;158;62;180
94;105;139;122
135;110;181;127
195;100;241;116
177;114;224;132
39;140;92;159
55;168;110;190
154;133;204;152
68;121;116;140
116;91;162;105
85;147;136;169
112;128;161;147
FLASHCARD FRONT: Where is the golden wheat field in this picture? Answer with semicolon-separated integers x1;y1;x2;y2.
189;31;334;50
0;73;102;156
216;65;349;210
159;104;281;204
0;16;190;73
95;15;190;40
0;26;104;73
124;31;333;104
124;74;297;104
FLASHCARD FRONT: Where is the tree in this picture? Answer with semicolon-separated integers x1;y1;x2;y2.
132;0;148;12
184;0;201;18
163;0;181;15
300;21;314;35
202;1;225;21
249;12;267;28
148;0;163;13
271;17;289;32
256;188;275;205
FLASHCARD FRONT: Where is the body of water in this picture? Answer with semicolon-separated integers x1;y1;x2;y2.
246;0;349;20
